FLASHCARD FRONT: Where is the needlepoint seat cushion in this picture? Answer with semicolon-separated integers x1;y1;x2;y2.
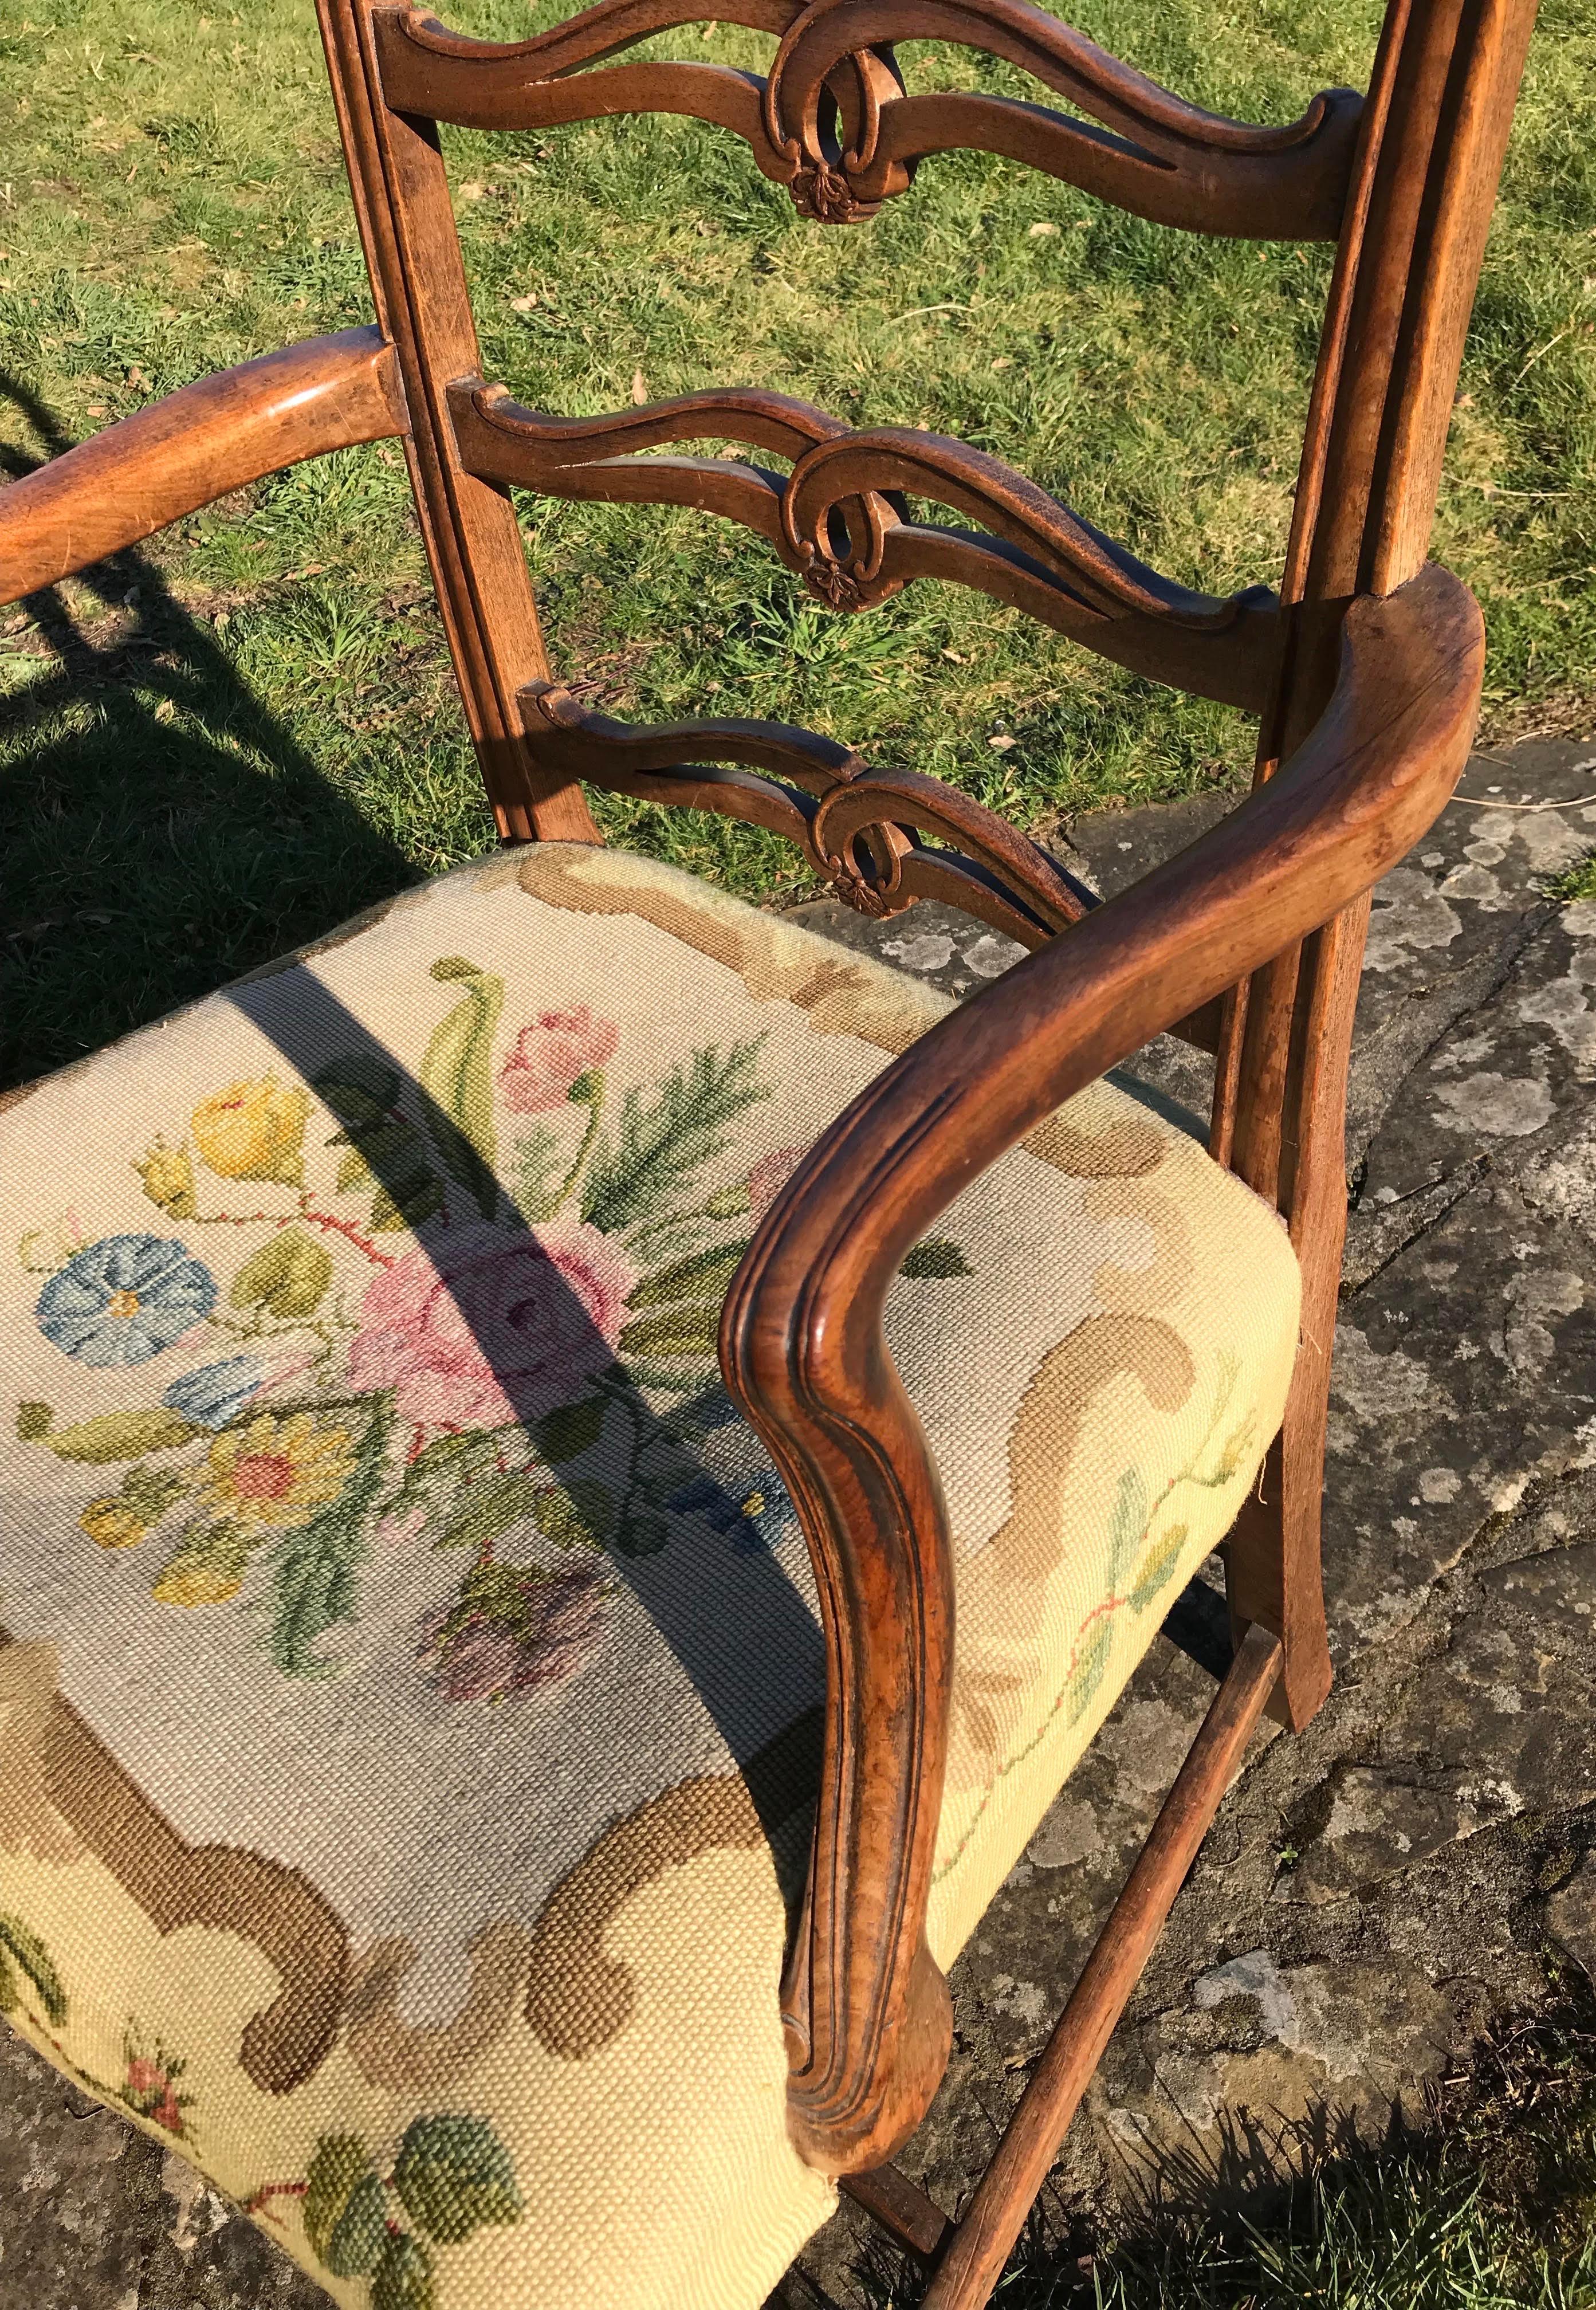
0;844;1299;2310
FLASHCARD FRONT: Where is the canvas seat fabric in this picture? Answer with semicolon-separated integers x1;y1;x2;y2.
0;843;1300;2310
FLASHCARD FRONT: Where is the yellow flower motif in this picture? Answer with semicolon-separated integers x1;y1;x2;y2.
190;1078;310;1185
81;1497;147;1550
134;1138;197;1219
198;1411;355;1532
152;1555;245;1607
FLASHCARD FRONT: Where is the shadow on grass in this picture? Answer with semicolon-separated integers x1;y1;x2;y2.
797;2001;1596;2310
0;368;423;1093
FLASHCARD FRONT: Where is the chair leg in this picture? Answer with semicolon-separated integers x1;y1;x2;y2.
1224;1368;1335;1734
859;1624;1282;2310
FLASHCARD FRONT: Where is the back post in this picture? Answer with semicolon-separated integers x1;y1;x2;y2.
1216;0;1539;1726
315;0;601;843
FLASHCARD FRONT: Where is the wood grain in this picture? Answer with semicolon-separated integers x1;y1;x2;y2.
451;378;1282;712
376;1;1362;237
316;0;600;840
0;328;405;608
1215;0;1538;1730
721;564;1483;2171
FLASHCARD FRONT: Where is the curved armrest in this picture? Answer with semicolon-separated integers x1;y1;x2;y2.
720;560;1485;2172
0;327;407;607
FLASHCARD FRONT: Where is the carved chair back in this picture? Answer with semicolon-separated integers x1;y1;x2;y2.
308;0;1535;1786
315;0;1530;1199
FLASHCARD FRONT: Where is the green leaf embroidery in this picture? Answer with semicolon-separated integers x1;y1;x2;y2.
436;1470;545;1553
316;1056;445;1236
325;2172;390;2277
626;1242;750;1309
301;2132;372;2261
613;1505;671;1557
420;957;504;1220
533;1394;607;1465
372;2233;437;2310
313;1054;400;1133
582;1038;769;1234
37;1407;202;1463
230;1227;333;1319
120;1463;188;1521
0;1914;66;2025
1105;1466;1149;1590
1129;1522;1191;1613
618;1305;723;1360
611;1360;702;1396
530;1478;614;1549
268;1401;391;1676
899;1236;972;1279
15;1401;53;1442
1064;1617;1114;1727
391;2113;524;2245
510;1121;564;1223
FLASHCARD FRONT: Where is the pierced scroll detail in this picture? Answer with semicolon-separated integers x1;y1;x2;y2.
375;3;1362;241
521;682;1095;942
448;378;1282;710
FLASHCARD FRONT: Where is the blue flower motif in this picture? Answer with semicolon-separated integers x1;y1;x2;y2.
36;1235;218;1369
160;1355;266;1429
734;1468;802;1554
667;1465;802;1555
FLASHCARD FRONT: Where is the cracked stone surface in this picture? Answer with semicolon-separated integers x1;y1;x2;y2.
6;737;1596;2307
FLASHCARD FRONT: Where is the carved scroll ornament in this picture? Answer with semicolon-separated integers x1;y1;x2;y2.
521;681;1097;944
447;378;1281;712
374;1;1361;239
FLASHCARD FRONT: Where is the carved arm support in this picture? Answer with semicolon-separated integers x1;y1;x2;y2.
720;561;1485;2174
0;328;408;608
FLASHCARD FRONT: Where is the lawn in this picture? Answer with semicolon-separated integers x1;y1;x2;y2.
0;0;1591;1087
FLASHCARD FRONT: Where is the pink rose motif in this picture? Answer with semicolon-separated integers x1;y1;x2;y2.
125;2059;164;2099
348;1220;636;1429
499;1005;619;1113
746;1145;805;1220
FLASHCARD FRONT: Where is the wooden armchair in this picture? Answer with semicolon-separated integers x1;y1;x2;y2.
0;0;1532;2305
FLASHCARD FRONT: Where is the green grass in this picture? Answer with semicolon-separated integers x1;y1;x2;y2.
871;2012;1596;2309
1544;851;1596;903
1;0;1593;1084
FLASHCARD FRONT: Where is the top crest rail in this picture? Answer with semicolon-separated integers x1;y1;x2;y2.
374;0;1363;235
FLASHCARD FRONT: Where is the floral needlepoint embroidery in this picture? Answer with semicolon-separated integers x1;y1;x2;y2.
198;1411;356;1533
418;1560;610;1703
161;1354;267;1429
191;1076;311;1185
120;2030;195;2138
151;1527;252;1606
80;1496;150;1550
745;1145;804;1219
35;1234;217;1368
134;1138;196;1219
14;950;976;1690
348;1220;635;1430
499;1005;619;1113
250;2113;523;2307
